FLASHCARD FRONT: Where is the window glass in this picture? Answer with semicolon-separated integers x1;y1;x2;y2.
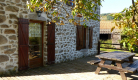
29;23;42;59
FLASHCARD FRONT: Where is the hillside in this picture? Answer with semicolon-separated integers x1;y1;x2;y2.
100;13;114;21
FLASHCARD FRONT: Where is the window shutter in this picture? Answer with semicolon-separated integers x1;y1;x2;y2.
83;26;86;48
76;25;84;50
47;22;55;64
89;27;93;49
18;18;29;70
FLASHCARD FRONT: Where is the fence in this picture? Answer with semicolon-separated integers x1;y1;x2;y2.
100;43;122;50
97;41;138;55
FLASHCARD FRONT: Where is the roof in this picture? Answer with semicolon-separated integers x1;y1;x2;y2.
100;21;120;34
100;21;117;29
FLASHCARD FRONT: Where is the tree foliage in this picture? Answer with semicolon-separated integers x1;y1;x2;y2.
107;15;114;20
111;0;138;51
27;0;103;26
100;13;114;21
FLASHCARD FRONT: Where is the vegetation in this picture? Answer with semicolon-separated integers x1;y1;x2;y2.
100;39;115;48
100;48;129;53
107;14;114;20
100;13;114;21
111;0;138;51
27;0;104;27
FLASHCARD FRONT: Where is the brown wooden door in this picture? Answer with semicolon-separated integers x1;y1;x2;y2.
18;18;29;70
29;21;43;68
47;22;55;64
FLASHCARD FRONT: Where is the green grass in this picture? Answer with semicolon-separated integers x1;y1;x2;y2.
100;48;129;52
100;48;138;56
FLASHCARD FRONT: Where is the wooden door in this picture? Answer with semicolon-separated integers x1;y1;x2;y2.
18;18;29;70
29;21;43;68
47;22;55;64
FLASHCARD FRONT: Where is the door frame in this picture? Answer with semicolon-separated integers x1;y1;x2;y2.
29;20;44;68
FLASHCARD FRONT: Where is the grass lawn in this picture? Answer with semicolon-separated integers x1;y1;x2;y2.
100;48;138;56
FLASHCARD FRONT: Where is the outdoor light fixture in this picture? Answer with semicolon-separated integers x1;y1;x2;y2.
36;11;42;17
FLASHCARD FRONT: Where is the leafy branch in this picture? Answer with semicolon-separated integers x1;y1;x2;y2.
111;0;138;51
27;0;103;26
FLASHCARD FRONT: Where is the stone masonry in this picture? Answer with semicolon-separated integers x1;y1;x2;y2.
0;0;31;73
0;0;100;73
112;33;121;49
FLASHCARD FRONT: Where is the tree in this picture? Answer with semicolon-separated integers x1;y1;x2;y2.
111;0;138;51
107;14;114;20
27;0;104;26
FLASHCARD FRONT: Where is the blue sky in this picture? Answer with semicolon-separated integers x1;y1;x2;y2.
101;0;134;14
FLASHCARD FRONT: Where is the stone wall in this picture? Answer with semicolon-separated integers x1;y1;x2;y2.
53;20;100;63
44;2;100;63
112;33;121;49
0;0;29;73
0;0;100;73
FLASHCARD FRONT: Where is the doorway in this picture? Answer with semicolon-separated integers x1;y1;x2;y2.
18;19;44;70
29;21;43;68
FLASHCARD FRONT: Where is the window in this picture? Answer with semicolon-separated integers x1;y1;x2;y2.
66;0;74;6
76;25;86;50
76;26;93;50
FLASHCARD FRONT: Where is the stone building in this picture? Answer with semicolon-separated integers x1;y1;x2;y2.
0;0;100;73
100;21;121;48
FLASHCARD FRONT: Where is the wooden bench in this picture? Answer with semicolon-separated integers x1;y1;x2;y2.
87;59;101;65
123;60;138;73
87;59;138;73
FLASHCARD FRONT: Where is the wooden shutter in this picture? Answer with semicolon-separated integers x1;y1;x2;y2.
89;27;93;49
76;25;84;50
83;27;86;48
47;22;55;64
18;18;29;70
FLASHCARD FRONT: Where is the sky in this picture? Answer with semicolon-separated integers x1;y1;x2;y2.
101;0;135;14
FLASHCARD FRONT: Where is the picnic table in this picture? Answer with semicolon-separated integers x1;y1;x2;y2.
87;51;138;80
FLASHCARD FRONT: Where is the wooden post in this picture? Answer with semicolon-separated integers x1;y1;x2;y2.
116;62;127;80
95;60;105;74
